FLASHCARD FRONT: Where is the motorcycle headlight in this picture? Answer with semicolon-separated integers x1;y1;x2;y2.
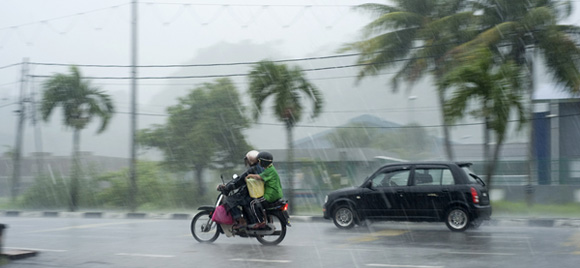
324;195;328;204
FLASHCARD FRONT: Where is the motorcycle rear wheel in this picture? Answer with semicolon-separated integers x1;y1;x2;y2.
255;213;286;246
191;210;220;243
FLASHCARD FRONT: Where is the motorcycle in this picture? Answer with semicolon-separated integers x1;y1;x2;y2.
190;175;291;246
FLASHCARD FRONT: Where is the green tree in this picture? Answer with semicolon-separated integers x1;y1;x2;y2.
138;78;251;197
451;0;580;202
440;48;526;187
41;65;114;211
248;60;323;214
342;0;476;161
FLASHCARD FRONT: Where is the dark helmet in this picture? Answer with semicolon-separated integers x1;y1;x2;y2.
257;151;273;168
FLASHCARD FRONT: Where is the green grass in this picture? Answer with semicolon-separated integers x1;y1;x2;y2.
491;201;580;218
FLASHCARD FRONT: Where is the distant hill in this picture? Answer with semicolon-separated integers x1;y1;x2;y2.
294;114;402;149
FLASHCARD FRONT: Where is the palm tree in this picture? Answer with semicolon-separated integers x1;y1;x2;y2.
41;65;114;211
248;61;323;214
451;0;580;203
440;48;526;187
342;0;476;160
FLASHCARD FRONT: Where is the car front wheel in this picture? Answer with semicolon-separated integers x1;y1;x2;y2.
333;205;355;229
445;207;470;232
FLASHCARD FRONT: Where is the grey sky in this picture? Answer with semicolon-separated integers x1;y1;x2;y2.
1;0;571;159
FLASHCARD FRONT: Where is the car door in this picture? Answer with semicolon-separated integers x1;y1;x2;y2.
407;165;456;219
358;166;411;219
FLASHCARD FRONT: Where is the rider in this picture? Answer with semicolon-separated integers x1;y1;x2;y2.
216;150;264;228
245;151;283;229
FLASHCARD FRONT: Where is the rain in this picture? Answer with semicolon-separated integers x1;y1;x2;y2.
1;0;580;267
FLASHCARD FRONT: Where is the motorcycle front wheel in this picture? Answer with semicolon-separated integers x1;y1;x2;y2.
256;213;286;246
191;210;220;243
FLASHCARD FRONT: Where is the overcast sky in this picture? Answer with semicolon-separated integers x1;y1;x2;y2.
1;0;574;159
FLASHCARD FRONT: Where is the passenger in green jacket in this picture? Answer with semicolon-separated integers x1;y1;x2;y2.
245;151;283;228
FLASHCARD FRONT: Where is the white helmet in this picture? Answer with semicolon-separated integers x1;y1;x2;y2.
245;150;259;165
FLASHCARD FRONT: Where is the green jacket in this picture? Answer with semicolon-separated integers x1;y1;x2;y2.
261;165;283;202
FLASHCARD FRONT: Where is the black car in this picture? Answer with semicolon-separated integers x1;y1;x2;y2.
323;161;492;232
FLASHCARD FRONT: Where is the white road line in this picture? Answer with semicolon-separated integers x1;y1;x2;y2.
5;247;67;252
116;253;175;258
366;264;444;268
230;258;292;263
446;252;517;256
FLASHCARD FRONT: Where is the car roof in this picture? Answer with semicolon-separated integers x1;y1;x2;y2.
380;161;473;168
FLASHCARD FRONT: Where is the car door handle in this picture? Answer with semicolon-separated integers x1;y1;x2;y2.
396;189;404;193
442;188;449;192
428;193;438;197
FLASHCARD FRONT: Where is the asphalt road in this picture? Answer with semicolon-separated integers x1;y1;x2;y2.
1;217;579;268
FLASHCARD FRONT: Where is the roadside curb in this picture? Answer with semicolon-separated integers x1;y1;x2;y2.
1;210;579;227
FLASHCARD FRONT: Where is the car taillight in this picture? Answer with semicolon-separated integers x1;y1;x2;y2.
470;187;480;204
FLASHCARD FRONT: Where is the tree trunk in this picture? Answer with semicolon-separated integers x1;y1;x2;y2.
285;120;295;215
486;133;506;189
525;48;536;207
484;117;491;186
69;129;81;212
437;89;454;160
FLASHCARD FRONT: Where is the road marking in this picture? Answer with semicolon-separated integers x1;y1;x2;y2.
230;258;291;263
470;236;530;239
366;264;444;268
446;252;516;256
116;253;175;258
5;247;67;252
348;230;409;243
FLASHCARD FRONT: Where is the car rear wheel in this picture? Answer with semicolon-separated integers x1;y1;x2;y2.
333;205;355;229
445;207;470;232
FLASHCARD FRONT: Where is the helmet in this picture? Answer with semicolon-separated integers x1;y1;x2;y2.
244;150;259;165
257;151;273;168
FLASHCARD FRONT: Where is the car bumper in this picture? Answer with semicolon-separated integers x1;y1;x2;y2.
472;204;492;220
322;203;330;219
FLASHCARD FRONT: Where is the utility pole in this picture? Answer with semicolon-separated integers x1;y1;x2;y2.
30;77;44;176
129;0;139;212
12;58;29;202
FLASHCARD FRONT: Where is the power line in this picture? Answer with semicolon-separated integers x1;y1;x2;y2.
0;63;21;70
27;52;361;68
27;56;429;80
0;3;131;31
141;1;360;8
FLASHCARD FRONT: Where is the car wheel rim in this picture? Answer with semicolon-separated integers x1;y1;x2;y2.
336;208;353;226
448;209;467;229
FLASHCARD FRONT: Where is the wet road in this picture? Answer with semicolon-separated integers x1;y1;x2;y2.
1;217;579;268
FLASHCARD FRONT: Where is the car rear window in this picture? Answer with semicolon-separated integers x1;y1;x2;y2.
461;166;479;184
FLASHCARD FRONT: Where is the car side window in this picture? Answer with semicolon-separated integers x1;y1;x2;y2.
414;167;455;186
441;169;455;185
371;169;410;187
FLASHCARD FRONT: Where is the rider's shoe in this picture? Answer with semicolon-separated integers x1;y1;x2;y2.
233;218;247;229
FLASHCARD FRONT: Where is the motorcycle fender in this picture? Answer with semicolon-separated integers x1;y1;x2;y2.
279;210;291;227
